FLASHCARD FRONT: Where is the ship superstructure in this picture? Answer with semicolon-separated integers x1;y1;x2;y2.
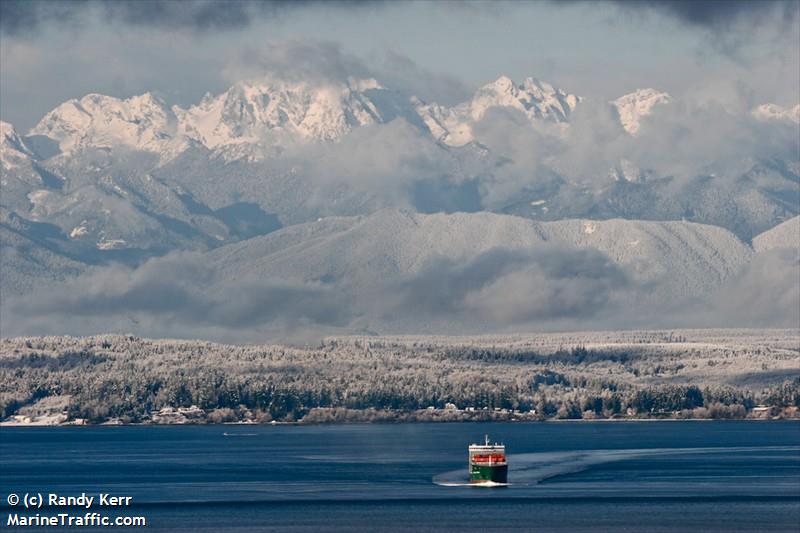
468;435;507;485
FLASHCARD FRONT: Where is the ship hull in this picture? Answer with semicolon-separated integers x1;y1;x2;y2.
469;464;508;484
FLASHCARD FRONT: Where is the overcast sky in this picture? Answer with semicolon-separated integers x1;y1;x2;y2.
1;0;798;131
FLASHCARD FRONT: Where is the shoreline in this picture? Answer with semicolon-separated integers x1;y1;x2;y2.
1;415;794;428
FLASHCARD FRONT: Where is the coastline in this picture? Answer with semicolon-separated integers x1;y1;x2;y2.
2;409;795;428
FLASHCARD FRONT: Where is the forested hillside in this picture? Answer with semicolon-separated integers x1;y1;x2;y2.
2;330;797;425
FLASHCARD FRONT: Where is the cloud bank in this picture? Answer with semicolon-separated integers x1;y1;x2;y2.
4;252;351;341
0;0;379;36
388;247;632;325
6;237;796;342
607;0;799;30
3;244;640;341
4;0;796;36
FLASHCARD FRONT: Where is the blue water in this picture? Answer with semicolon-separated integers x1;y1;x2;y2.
1;421;799;531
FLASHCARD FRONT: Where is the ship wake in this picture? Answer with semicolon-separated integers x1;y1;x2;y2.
433;445;799;488
435;481;510;488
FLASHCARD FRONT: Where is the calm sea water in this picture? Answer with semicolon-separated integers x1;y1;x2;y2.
1;421;799;532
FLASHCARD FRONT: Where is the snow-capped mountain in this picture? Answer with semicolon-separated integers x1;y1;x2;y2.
211;208;752;292
611;88;671;135
470;76;580;122
18;73;585;164
16;75;798;166
173;77;426;160
1;120;34;170
752;103;800;124
203;208;754;333
1;72;798;301
1;121;61;212
26;77;431;163
2;66;798;337
604;89;672;182
30;93;187;158
416;76;581;146
752;215;800;252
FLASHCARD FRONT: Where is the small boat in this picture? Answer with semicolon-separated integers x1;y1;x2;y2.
468;434;508;485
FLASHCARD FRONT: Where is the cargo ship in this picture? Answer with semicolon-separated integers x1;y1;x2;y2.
468;435;508;485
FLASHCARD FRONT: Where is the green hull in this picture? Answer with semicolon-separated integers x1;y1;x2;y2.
469;464;508;484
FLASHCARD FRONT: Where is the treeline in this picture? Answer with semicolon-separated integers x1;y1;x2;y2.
1;335;798;424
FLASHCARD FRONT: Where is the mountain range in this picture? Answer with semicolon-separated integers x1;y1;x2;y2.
1;73;798;337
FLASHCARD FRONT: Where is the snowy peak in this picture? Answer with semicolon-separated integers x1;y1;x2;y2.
470;76;580;122
752;103;800;124
1;120;34;170
1;121;30;154
29;92;184;156
416;75;581;146
21;77;795;163
25;77;427;163
174;76;422;159
176;78;375;147
612;89;672;135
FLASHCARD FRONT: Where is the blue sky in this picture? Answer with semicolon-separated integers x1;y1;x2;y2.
1;1;797;130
